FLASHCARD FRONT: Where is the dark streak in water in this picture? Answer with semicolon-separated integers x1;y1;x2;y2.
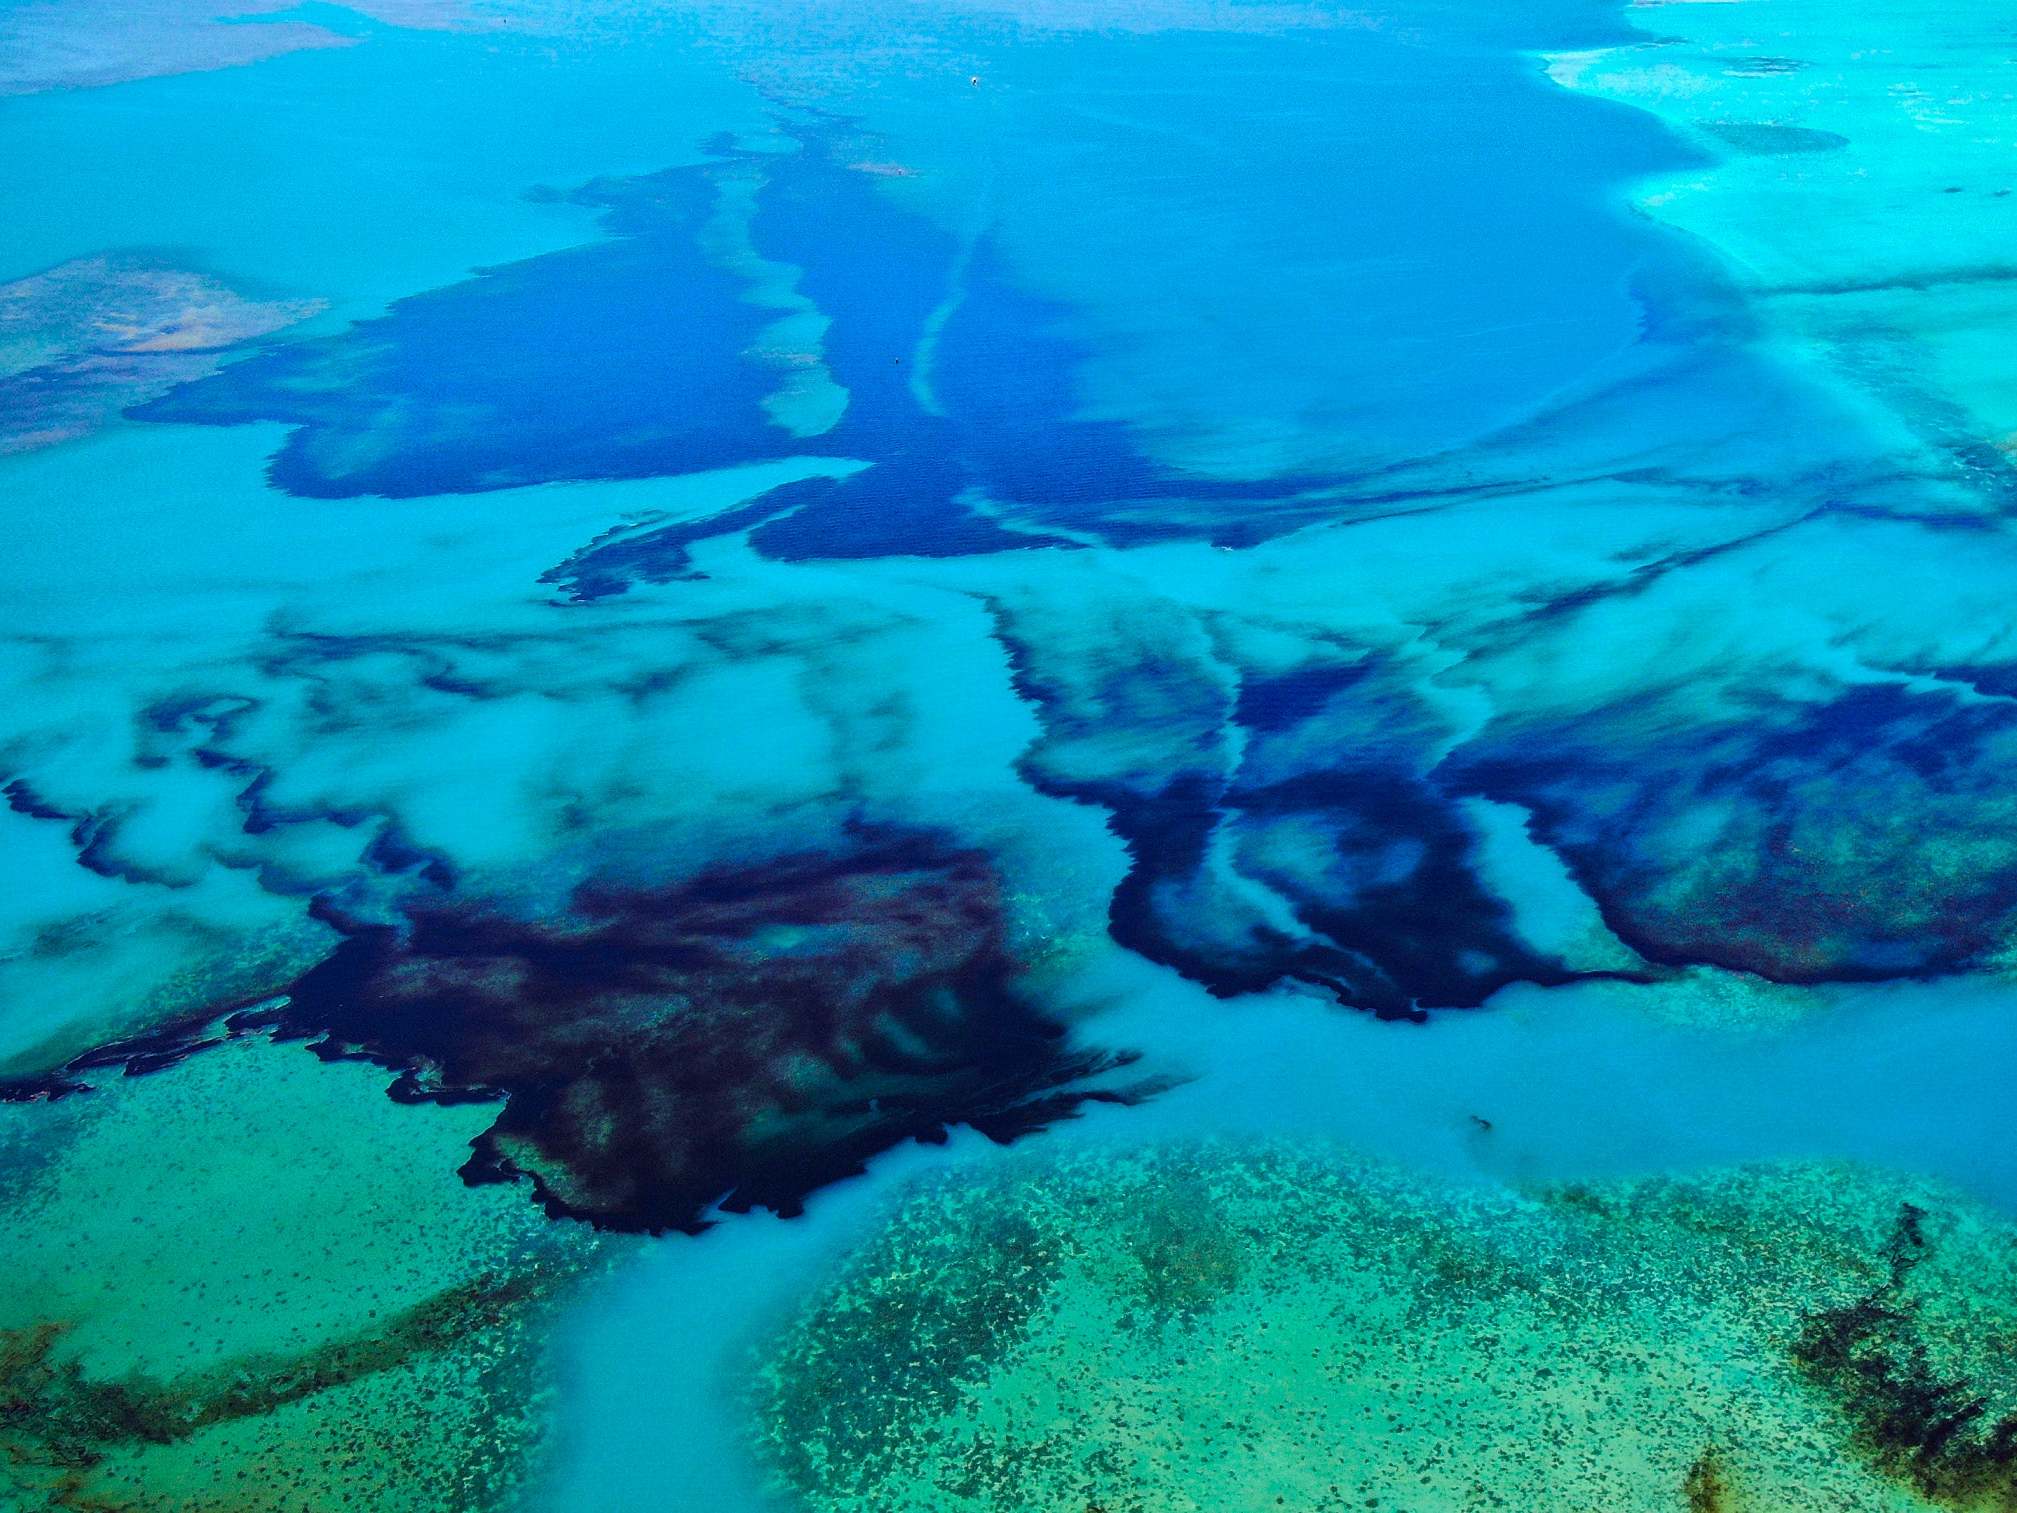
9;831;1156;1234
139;118;1353;584
986;602;1618;1015
0;998;287;1103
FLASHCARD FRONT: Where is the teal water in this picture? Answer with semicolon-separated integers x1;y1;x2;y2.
4;0;2017;1507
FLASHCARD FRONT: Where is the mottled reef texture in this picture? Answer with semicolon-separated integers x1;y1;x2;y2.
753;1144;2017;1512
0;1274;543;1505
0;1035;603;1513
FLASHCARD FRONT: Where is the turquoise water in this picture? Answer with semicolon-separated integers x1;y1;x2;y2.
5;0;2017;1506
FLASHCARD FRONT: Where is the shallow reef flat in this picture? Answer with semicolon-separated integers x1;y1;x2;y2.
753;1142;2017;1513
0;1033;608;1511
1551;0;2017;471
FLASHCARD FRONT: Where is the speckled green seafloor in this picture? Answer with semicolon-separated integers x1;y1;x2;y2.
753;1144;2017;1513
0;1036;610;1512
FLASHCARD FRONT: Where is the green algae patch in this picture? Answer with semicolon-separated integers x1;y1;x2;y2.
751;1145;2017;1512
0;1035;610;1511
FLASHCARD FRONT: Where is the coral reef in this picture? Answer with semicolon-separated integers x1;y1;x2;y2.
754;1145;2017;1512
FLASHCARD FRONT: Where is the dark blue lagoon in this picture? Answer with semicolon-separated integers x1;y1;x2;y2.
5;0;2017;1507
